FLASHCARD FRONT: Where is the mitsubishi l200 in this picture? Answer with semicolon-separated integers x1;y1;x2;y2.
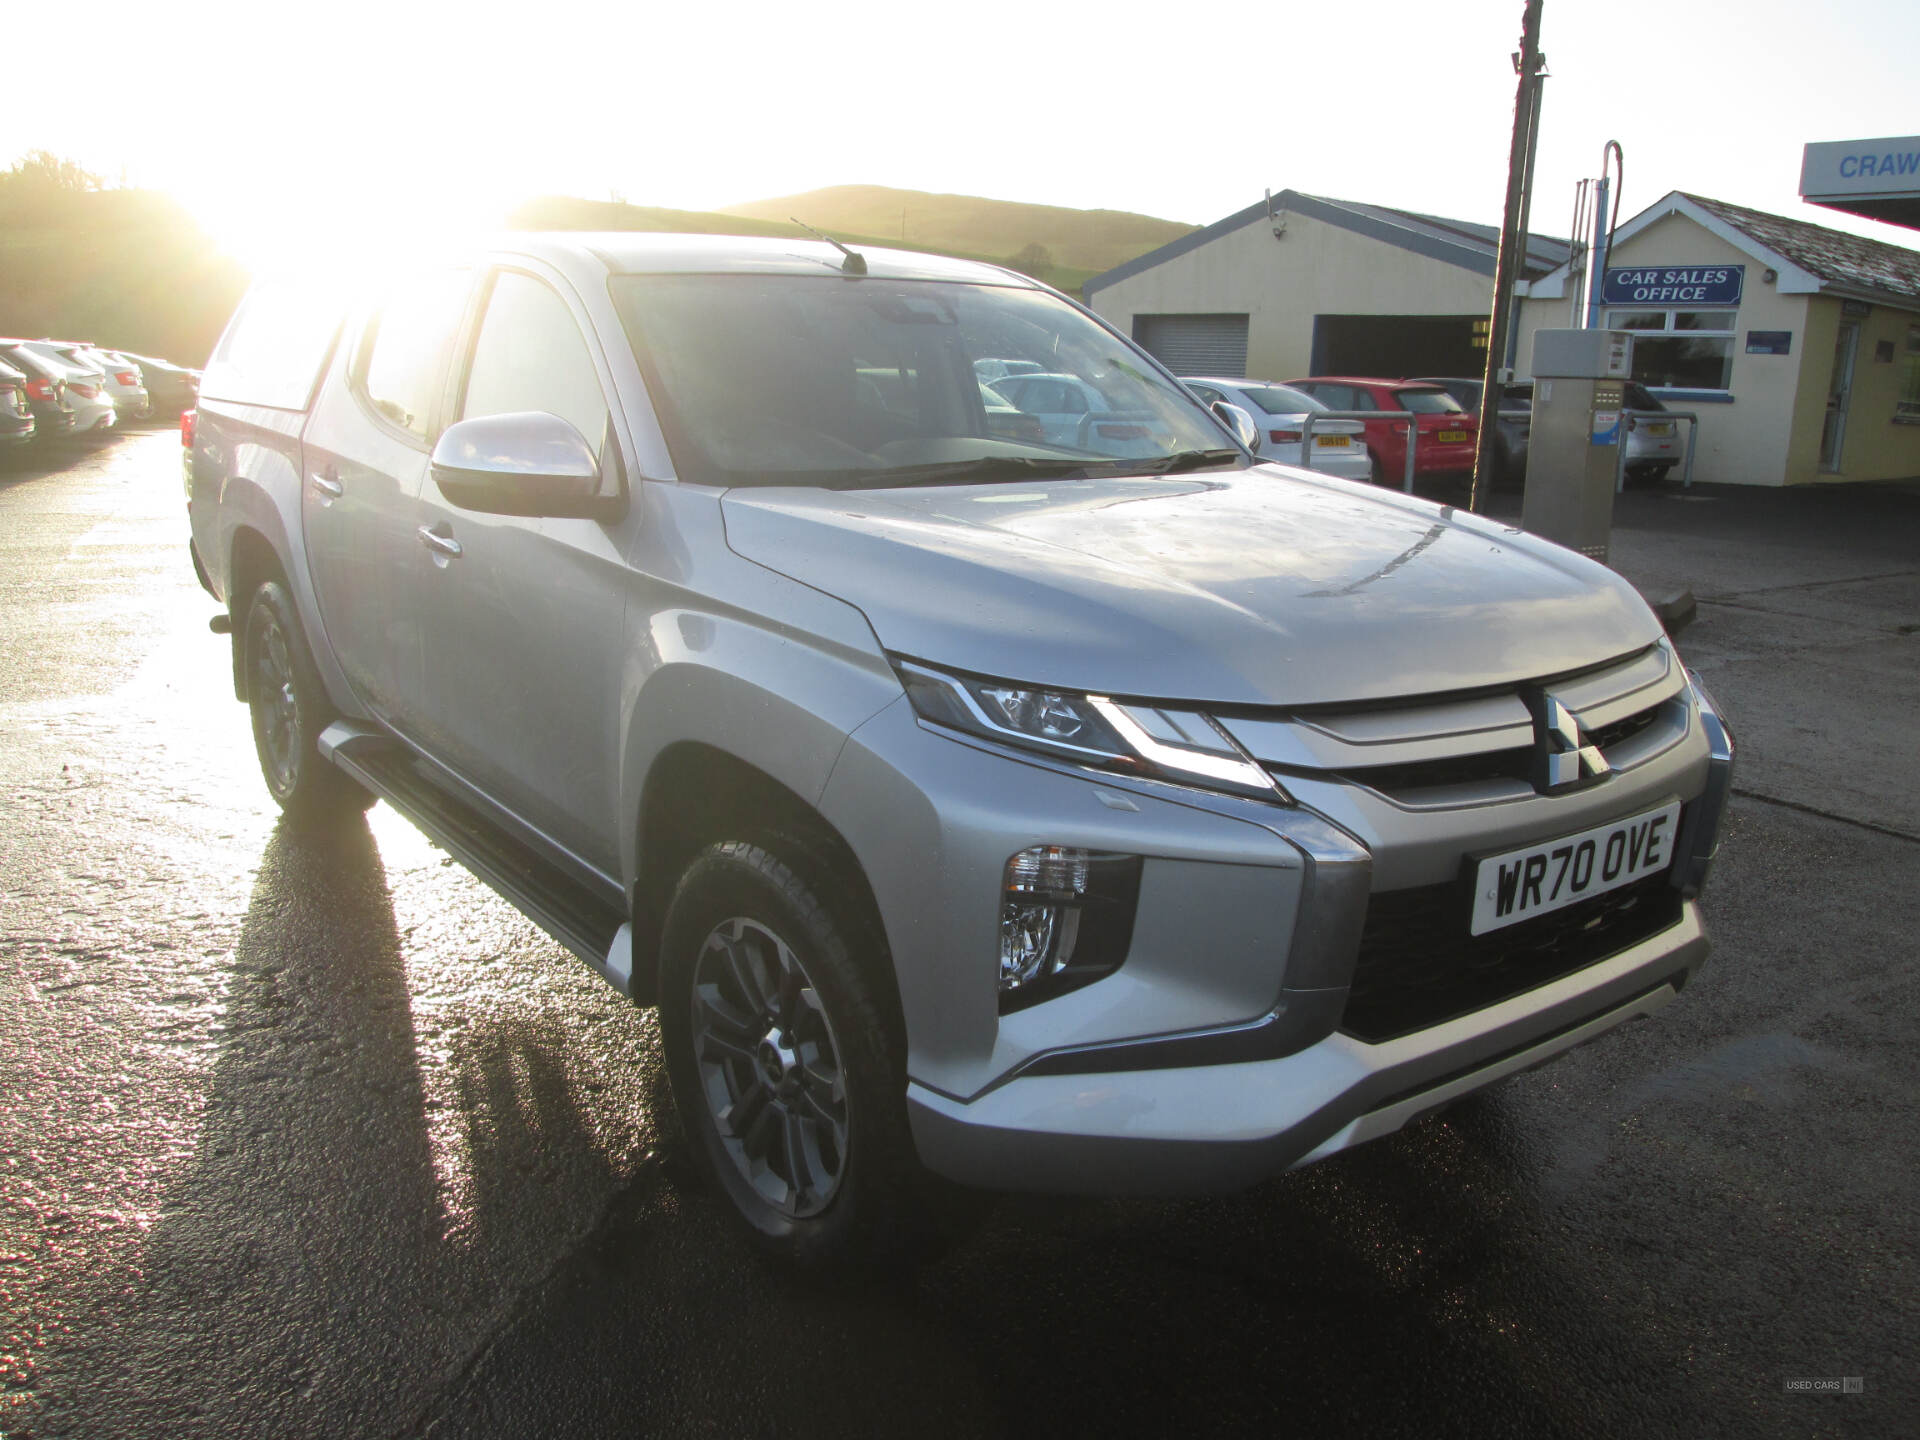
185;235;1733;1265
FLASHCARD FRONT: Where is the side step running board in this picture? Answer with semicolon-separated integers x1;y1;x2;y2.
318;722;635;996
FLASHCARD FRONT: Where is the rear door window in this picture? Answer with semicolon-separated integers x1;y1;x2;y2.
1393;388;1464;414
201;282;348;410
356;269;474;442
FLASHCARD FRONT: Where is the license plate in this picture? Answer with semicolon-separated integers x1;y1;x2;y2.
1469;800;1681;936
1437;429;1468;443
1646;422;1675;436
1316;435;1350;447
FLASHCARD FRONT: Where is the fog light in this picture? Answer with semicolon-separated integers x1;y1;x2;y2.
997;846;1143;1011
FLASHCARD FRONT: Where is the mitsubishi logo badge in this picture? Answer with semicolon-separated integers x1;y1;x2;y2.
1524;690;1611;794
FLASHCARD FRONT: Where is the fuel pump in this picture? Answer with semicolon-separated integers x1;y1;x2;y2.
1523;328;1633;562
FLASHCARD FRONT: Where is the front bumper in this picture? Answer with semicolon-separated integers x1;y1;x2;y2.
1298;448;1373;482
828;669;1733;1196
908;905;1704;1194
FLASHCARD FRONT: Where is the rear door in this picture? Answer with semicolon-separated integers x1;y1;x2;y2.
299;267;474;727
409;264;632;873
1335;384;1402;474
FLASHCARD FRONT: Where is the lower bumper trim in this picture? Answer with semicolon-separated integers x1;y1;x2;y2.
907;906;1707;1195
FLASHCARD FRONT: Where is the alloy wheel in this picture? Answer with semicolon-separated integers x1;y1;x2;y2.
250;608;300;794
690;916;851;1219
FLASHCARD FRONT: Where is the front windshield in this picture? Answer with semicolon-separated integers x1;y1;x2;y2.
611;274;1241;487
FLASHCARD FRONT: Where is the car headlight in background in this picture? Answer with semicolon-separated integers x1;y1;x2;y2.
896;660;1287;802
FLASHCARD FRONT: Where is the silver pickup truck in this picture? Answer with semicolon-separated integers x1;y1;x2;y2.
185;234;1732;1266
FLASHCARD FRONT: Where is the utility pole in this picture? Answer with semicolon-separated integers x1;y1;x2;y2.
1468;0;1547;514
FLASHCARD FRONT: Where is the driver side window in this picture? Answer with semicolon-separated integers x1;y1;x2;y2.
461;271;609;458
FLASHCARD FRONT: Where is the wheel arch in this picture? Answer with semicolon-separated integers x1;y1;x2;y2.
226;524;284;701
631;740;898;1040
212;464;360;719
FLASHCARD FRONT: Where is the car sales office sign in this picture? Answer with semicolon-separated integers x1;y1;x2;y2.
1602;265;1745;307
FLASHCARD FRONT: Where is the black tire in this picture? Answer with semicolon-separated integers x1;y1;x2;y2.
1623;461;1672;489
659;840;958;1268
243;579;375;820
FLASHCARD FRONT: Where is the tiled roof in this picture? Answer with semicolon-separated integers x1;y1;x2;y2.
1685;193;1920;303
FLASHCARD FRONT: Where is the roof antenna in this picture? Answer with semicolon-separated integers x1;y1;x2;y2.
790;217;868;275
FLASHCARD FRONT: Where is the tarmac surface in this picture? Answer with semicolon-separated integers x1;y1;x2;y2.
1;432;1914;1438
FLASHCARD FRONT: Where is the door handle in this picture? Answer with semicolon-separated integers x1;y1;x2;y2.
311;472;343;499
417;525;463;559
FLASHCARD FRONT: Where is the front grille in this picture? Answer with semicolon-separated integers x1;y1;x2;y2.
1338;746;1532;796
1587;704;1661;753
1341;865;1684;1043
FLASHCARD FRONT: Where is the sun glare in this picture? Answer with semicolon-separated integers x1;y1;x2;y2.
177;171;516;280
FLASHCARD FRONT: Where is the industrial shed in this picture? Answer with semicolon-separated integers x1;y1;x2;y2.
1082;190;1569;384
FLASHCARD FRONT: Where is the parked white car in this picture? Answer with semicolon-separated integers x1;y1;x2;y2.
14;342;117;434
42;341;150;421
1182;377;1372;480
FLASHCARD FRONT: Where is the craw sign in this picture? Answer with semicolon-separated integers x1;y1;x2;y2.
1601;265;1745;307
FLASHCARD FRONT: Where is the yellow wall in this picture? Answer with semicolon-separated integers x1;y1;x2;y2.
1795;298;1920;483
1087;207;1495;383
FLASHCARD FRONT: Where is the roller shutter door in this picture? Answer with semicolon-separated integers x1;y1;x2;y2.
1133;314;1250;377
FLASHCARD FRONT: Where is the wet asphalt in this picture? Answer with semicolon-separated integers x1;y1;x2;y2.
1;432;1914;1439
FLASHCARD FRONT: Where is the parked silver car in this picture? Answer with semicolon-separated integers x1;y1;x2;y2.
1622;381;1683;482
187;235;1732;1266
984;371;1181;457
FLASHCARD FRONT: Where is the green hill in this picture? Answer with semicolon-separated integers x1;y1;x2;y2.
508;195;809;241
0;173;1190;374
507;188;1188;297
0;183;245;367
718;184;1195;277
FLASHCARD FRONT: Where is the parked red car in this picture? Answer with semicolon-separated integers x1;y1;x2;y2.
1284;376;1479;485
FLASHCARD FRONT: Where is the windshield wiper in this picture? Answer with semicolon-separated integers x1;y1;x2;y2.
829;457;1097;489
1133;448;1247;474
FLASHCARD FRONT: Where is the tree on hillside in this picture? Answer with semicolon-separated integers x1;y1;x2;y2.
2;150;104;195
1007;242;1053;279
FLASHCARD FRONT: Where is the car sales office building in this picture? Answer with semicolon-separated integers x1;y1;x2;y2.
1513;191;1920;486
1088;188;1920;486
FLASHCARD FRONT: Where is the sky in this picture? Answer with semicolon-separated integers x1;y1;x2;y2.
6;0;1918;268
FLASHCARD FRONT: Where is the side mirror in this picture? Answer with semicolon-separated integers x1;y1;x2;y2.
1211;399;1260;453
429;411;623;520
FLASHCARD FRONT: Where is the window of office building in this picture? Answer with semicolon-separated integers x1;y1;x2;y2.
1899;324;1920;424
1605;308;1737;391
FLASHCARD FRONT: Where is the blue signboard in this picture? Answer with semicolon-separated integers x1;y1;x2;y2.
1746;331;1792;355
1602;265;1745;307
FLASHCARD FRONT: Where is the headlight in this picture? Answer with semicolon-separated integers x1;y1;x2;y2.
896;659;1287;802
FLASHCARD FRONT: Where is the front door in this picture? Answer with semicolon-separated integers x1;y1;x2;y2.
409;266;632;874
1820;321;1859;473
